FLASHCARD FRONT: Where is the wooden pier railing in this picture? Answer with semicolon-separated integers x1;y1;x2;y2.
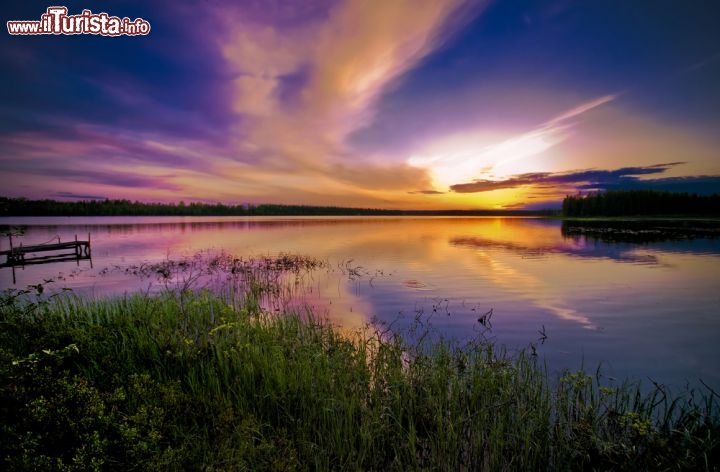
0;234;92;283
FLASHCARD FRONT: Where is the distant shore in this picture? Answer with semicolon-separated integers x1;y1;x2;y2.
0;196;560;217
3;189;720;218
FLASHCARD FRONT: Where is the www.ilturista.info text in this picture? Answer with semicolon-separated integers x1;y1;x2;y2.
7;7;150;36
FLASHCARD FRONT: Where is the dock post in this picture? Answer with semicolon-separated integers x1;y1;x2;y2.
9;234;16;284
88;232;93;268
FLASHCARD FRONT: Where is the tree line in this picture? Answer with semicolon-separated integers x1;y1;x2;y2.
0;198;388;216
562;190;720;217
0;197;554;217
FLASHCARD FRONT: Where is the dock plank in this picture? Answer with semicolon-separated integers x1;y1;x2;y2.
0;241;87;256
0;239;91;265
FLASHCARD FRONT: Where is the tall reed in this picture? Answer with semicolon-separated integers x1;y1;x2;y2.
1;258;718;470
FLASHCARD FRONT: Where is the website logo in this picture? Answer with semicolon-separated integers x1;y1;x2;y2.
7;7;151;36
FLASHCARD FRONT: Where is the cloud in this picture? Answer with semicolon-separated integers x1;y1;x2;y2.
545;94;618;126
677;51;720;77
220;0;484;178
1;0;489;204
0;3;236;143
2;0;719;210
53;192;107;201
497;202;530;209
406;94;618;188
329;162;435;191
0;2;244;201
1;127;197;167
583;175;720;195
450;162;691;193
409;189;446;195
1;156;183;192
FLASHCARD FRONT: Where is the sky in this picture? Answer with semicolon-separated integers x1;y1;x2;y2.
2;0;719;210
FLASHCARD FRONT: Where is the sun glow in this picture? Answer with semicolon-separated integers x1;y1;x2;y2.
488;128;563;174
405;95;621;198
407;127;564;190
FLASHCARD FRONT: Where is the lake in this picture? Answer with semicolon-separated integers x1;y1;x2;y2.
2;216;719;391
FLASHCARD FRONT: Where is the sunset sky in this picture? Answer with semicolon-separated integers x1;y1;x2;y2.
2;0;719;209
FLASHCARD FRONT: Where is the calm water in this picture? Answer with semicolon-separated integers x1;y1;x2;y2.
2;216;719;390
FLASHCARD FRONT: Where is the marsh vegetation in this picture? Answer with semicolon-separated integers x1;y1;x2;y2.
1;255;718;470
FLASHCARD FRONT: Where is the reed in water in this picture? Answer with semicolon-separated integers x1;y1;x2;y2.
1;255;718;470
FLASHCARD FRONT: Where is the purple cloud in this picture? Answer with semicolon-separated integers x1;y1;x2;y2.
0;2;237;144
53;192;107;200
7;164;182;192
449;162;705;194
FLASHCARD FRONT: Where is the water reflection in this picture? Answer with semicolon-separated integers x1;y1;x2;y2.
1;216;719;390
448;242;597;329
561;219;720;243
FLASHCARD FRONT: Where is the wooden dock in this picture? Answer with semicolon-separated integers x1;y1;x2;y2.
0;234;92;283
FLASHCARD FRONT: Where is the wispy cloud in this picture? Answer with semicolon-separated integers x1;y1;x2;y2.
409;189;446;195
407;94;618;188
677;51;720;77
0;151;183;193
53;192;107;201
544;94;618;126
219;0;484;191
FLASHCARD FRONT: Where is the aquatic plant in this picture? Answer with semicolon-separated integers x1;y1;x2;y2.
1;257;718;470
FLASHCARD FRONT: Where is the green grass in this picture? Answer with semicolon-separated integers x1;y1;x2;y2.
1;269;719;471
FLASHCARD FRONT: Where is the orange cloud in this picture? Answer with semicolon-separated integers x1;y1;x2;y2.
218;0;485;199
